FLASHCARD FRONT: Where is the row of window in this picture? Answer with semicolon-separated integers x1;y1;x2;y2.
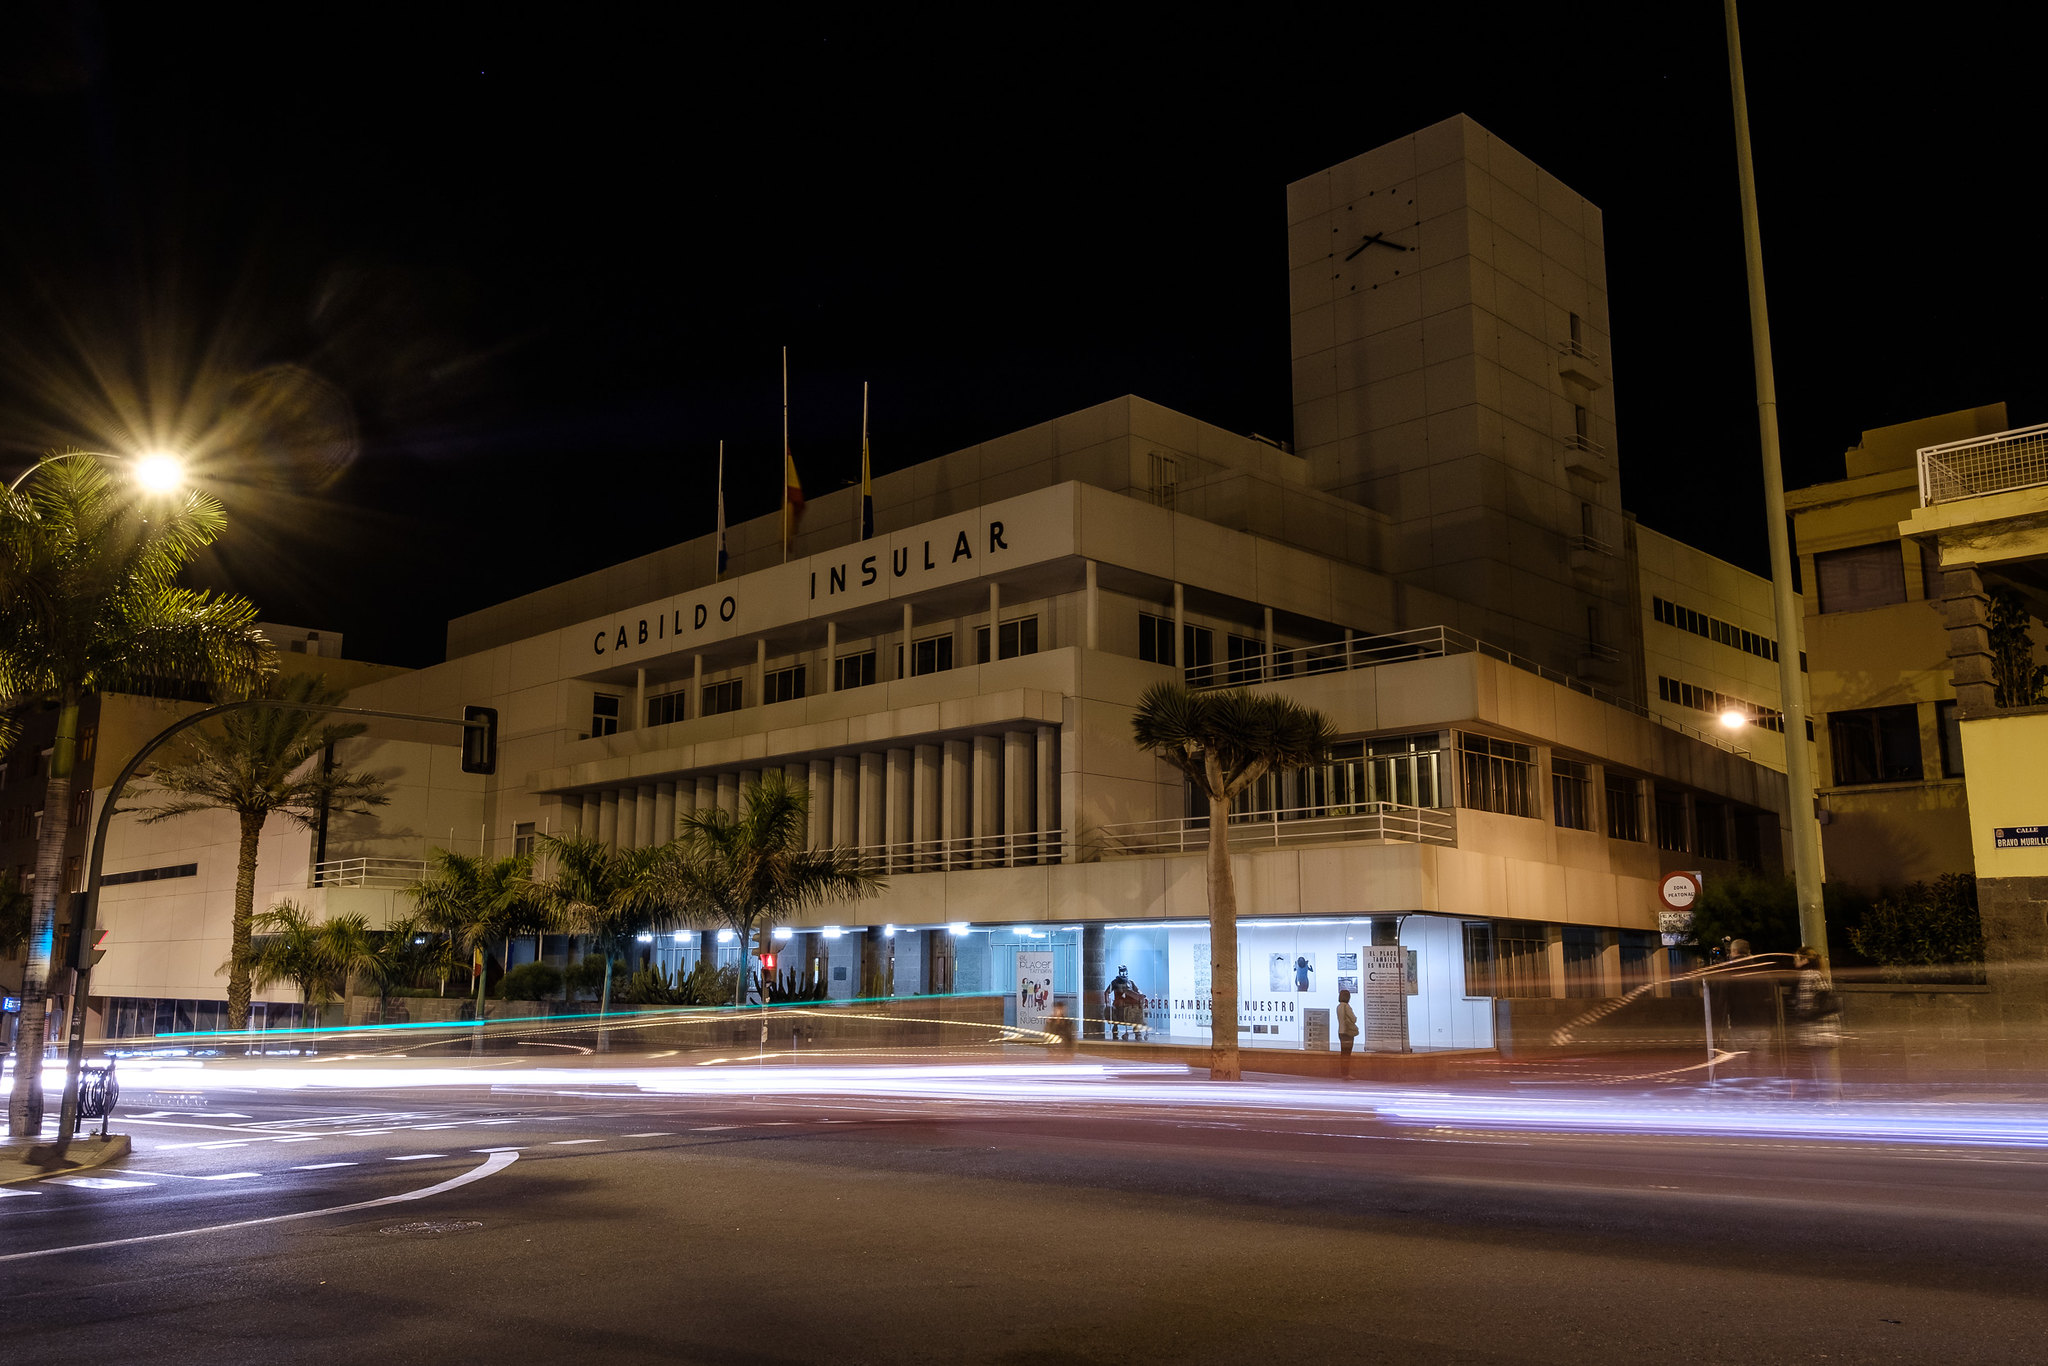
1814;541;1942;615
1461;923;1664;999
1651;596;1784;664
1828;701;1964;786
1656;675;1794;734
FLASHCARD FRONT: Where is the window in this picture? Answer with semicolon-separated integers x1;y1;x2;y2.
975;616;1040;663
72;788;91;825
66;855;83;893
1183;625;1216;685
0;760;8;789
1650;596;1780;663
1937;700;1965;778
1149;451;1181;511
1551;758;1593;831
1240;733;1444;818
1619;931;1656;992
101;862;199;887
1226;633;1265;685
1458;734;1536;818
1815;543;1906;613
1829;704;1923;785
79;727;95;763
1653;789;1688;852
1733;814;1762;871
1694;800;1729;861
1138;613;1176;665
1462;922;1496;996
1493;923;1552;998
1605;773;1643;842
1562;926;1603;998
646;691;687;728
591;693;620;737
903;633;954;677
513;822;537;857
1658;675;1787;733
1574;404;1590;439
764;664;806;704
834;651;876;691
701;679;743;716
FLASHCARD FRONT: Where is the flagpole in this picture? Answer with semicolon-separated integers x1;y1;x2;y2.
859;380;869;539
715;440;726;581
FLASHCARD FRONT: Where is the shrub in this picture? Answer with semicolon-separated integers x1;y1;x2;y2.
500;961;564;1001
563;955;618;1000
1850;873;1985;981
617;965;686;1006
681;959;738;1006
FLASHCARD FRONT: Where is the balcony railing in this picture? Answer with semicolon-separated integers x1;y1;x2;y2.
1096;803;1456;857
1918;422;2048;506
311;857;430;889
1187;625;1749;756
844;830;1066;873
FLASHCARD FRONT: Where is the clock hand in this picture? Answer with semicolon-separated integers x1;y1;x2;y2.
1343;232;1412;262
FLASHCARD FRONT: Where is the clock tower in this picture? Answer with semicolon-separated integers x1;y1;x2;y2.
1287;115;1635;695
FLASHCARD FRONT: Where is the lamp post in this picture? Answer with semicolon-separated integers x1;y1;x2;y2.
1725;0;1828;960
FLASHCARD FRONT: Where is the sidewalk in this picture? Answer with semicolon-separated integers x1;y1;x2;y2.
0;1129;132;1186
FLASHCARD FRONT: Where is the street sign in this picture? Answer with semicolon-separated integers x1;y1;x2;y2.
2;995;20;1014
1994;826;2048;849
1659;871;1703;911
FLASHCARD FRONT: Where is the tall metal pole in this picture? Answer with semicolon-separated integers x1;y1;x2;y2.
1725;0;1827;960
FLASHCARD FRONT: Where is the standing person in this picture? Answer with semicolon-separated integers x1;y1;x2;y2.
1788;946;1843;1100
1336;988;1359;1080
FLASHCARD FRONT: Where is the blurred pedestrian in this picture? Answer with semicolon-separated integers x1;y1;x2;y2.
1788;945;1843;1100
1047;1001;1077;1057
1336;988;1359;1079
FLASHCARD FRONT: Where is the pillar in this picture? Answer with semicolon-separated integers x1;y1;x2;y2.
1083;924;1107;1040
1004;731;1033;865
695;775;716;817
808;758;833;848
826;620;838;692
973;734;1001;866
1262;605;1275;680
717;772;738;817
596;789;619;847
833;754;859;848
560;794;584;838
618;787;641;849
1036;724;1058;863
942;739;971;868
784;761;806;796
862;925;889;998
634;666;646;732
988;580;1001;660
914;743;942;869
901;603;914;679
1084;559;1099;651
886;748;913;872
653;781;674;846
755;638;768;706
692;654;703;719
1173;582;1186;680
634;783;656;848
1944;565;1996;717
859;751;886;853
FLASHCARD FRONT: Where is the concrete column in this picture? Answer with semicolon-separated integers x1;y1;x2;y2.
653;781;675;846
1263;605;1276;680
700;929;717;968
1173;582;1186;679
1545;926;1567;1000
716;772;738;816
886;748;913;871
1944;565;1996;717
738;771;760;821
942;739;972;868
617;787;640;849
859;751;886;853
825;620;837;692
988;581;1001;661
755;638;768;706
784;761;806;794
559;794;584;838
597;789;619;847
808;758;833;849
694;775;716;817
692;654;703;718
901;603;914;679
1650;932;1672;999
634;667;646;732
1599;930;1623;996
1004;730;1033;865
833;755;859;848
1036;725;1057;862
634;783;656;848
862;925;889;997
1082;924;1106;1039
973;734;1002;866
914;743;941;869
1084;559;1099;651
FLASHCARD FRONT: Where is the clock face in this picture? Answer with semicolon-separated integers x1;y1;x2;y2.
1328;184;1419;292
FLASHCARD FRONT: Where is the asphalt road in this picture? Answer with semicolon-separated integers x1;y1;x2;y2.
5;1066;2048;1365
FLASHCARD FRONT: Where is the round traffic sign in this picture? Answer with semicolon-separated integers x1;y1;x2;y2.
1659;871;1701;912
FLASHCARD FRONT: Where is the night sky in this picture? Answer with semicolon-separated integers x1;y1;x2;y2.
0;6;2037;668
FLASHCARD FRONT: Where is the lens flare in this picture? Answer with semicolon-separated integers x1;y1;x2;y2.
133;450;185;492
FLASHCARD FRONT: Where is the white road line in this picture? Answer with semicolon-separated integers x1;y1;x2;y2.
471;1147;523;1153
273;1137;321;1144
691;1126;739;1132
622;1133;675;1138
52;1177;155;1189
0;1151;520;1264
547;1139;603;1146
0;1188;42;1198
119;1171;263;1182
194;1141;252;1149
289;1162;356;1170
388;1154;446;1161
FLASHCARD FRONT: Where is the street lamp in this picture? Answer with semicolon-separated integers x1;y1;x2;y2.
1719;708;1748;730
132;451;186;494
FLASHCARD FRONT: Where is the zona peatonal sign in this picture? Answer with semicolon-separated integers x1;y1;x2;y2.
570;484;1078;670
1658;871;1702;912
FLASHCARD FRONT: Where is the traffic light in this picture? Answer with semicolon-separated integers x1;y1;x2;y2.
760;952;778;973
460;705;498;775
71;928;108;971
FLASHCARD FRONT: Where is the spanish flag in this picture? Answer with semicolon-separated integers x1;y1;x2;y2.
860;387;874;541
783;445;806;548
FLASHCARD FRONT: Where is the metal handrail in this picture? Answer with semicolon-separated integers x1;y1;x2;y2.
1563;432;1607;456
1558;337;1603;363
1096;803;1456;856
840;830;1066;872
310;857;432;888
1917;422;2048;506
1190;625;1749;756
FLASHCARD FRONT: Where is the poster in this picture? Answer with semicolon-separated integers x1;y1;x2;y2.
1267;953;1291;992
1192;940;1210;994
1016;950;1054;1031
1363;945;1408;1052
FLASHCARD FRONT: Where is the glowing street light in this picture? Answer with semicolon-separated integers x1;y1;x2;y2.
1719;708;1748;730
133;450;186;493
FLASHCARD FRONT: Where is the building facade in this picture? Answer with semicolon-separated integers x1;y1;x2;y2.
71;118;1801;1052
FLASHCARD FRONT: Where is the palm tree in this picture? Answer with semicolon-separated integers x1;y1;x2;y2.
0;454;271;1136
133;674;388;1029
406;850;542;1023
525;834;677;1045
0;869;29;960
1131;683;1333;1081
241;901;346;1015
669;772;883;1009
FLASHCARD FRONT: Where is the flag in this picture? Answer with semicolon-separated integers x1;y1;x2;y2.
715;441;728;577
783;445;806;545
860;381;874;540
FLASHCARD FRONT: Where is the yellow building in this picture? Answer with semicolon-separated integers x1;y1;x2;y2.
1786;406;2012;888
